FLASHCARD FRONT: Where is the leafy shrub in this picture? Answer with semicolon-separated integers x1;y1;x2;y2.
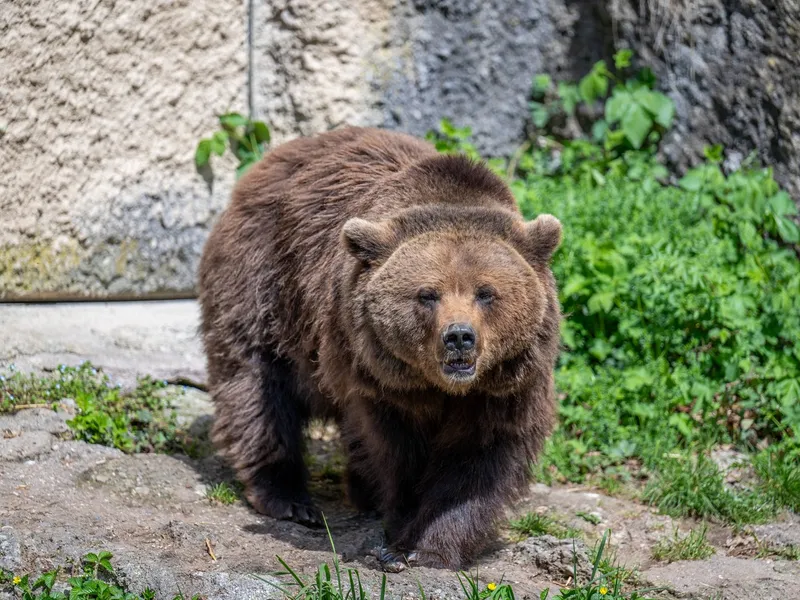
2;551;200;600
195;112;271;178
1;362;193;455
430;52;800;520
522;49;671;186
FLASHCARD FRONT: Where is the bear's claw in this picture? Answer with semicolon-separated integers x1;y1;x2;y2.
246;489;323;528
377;545;418;573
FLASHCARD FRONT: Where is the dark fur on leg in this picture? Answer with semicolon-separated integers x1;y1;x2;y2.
208;349;321;528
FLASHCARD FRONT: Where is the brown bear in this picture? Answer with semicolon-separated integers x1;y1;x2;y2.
198;126;561;571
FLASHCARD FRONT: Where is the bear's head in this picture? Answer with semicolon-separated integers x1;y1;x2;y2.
341;185;561;397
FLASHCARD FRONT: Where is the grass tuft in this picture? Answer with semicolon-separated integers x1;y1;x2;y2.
652;524;715;563
205;482;240;505
509;512;581;540
642;452;775;525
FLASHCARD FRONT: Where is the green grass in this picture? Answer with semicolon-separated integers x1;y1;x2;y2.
509;512;581;540
426;53;800;523
0;362;194;455
205;481;240;505
757;543;800;561
642;452;776;524
259;520;658;600
651;525;715;563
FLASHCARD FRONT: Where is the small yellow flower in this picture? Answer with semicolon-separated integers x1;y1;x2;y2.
12;576;21;585
599;586;609;595
487;583;497;591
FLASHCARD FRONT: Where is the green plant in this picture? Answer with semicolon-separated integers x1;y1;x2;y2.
425;119;481;159
642;453;774;524
1;363;193;455
576;512;601;525
431;49;800;521
205;482;239;505
540;531;658;600
456;573;515;600
195;113;271;178
752;447;800;513
522;50;671;185
651;525;715;562
509;512;581;540
257;516;386;600
425;119;507;175
1;552;199;600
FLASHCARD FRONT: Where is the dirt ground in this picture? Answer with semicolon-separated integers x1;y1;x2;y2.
1;301;799;600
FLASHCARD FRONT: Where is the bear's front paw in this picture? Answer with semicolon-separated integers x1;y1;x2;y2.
245;489;323;528
377;545;418;573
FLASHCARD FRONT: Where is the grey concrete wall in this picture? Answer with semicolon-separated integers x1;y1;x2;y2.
0;0;247;300
2;0;798;299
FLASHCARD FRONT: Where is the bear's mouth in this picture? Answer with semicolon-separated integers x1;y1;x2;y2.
442;358;476;378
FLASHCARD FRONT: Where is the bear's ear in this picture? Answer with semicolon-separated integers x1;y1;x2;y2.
341;218;397;265
520;214;562;263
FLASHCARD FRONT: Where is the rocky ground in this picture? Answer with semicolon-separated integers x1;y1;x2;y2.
1;301;799;600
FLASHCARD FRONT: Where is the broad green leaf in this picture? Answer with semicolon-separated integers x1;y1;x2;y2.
588;290;616;313
621;103;652;149
563;275;589;297
605;89;632;123
218;112;248;129
614;48;633;69
591;119;608;142
532;74;552;96
557;82;581;114
194;139;211;167
703;144;724;163
253;121;271;143
210;131;227;156
768;191;798;216
633;89;675;128
578;61;609;103
776;215;800;243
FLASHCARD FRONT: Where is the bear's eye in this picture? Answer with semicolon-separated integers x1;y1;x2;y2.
417;288;439;307
475;286;496;306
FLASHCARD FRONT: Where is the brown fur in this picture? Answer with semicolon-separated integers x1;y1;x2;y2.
198;126;562;570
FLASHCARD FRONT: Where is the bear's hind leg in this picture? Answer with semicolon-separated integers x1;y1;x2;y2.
210;350;321;527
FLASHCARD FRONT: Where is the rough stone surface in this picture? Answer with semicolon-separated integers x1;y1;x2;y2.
255;0;800;195
5;0;799;299
252;0;608;156
1;300;799;599
609;0;800;201
0;0;246;300
645;556;800;599
0;300;205;385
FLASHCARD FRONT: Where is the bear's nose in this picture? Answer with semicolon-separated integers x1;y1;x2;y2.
442;323;476;352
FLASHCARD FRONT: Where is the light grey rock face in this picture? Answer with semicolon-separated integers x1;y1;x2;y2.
252;0;610;156
0;0;247;300
4;0;798;300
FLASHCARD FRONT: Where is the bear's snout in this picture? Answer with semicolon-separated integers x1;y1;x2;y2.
440;322;478;380
442;322;476;352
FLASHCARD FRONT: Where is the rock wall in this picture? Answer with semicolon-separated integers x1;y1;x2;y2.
0;0;246;300
2;0;797;299
609;0;800;201
253;0;613;156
